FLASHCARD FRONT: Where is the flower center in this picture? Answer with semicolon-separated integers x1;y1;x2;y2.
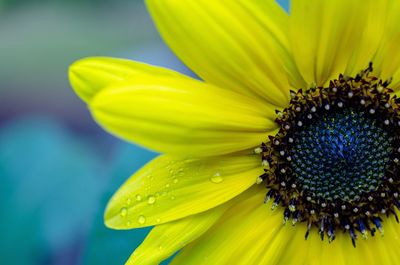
291;108;393;202
256;65;400;246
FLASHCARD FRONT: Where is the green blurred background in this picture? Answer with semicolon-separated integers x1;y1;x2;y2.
0;0;288;264
0;0;187;264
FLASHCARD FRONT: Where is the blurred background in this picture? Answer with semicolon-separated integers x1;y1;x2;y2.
0;0;288;264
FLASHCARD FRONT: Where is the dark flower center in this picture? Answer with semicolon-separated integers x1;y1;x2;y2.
256;64;400;246
291;107;393;202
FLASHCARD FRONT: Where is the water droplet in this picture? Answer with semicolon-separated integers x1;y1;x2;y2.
173;178;178;184
126;198;132;205
156;218;161;223
147;195;156;205
177;168;184;176
126;221;132;226
158;245;163;251
120;207;128;217
170;196;176;200
138;215;146;224
210;172;223;183
135;194;142;201
165;184;170;188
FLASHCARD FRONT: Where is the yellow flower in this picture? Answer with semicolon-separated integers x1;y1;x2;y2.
69;0;400;264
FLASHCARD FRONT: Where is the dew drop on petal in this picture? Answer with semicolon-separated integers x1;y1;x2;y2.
135;194;142;201
173;178;179;184
156;218;161;223
210;172;223;183
177;168;184;176
126;198;132;205
138;215;146;224
120;207;128;217
147;195;156;205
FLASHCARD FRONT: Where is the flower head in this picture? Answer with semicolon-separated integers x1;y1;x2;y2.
69;0;400;264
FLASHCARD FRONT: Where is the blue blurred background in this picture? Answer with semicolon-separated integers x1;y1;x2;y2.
0;0;288;264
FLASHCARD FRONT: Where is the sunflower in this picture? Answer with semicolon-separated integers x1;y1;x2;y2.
69;0;400;264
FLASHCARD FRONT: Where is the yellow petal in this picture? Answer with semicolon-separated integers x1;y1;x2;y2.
328;0;400;90
126;202;230;265
391;70;400;91
68;56;183;103
344;0;389;77
371;1;400;90
332;0;400;90
172;188;400;265
104;153;263;229
170;186;291;265
289;0;370;87
274;211;400;264
90;74;278;156
146;0;296;107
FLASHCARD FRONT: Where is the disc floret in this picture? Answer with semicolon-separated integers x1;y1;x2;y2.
258;65;400;246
